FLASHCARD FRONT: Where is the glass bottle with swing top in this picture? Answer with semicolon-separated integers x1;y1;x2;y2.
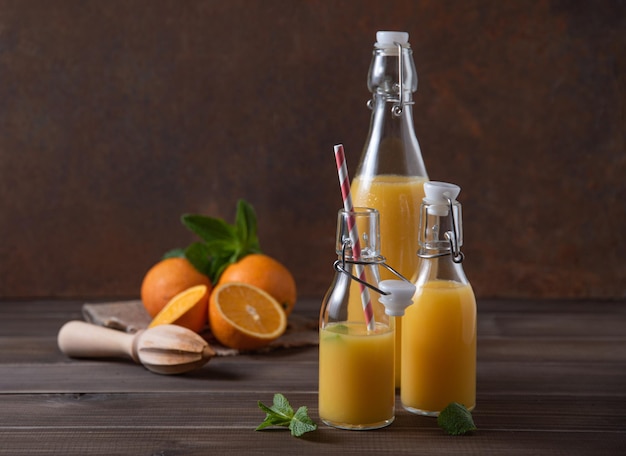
350;31;429;387
318;207;415;430
401;182;477;416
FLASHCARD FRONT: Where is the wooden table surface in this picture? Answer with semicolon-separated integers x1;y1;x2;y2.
1;298;625;455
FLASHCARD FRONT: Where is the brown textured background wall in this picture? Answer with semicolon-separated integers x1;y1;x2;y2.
0;0;624;301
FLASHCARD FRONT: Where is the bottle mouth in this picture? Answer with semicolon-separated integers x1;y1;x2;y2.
335;207;380;257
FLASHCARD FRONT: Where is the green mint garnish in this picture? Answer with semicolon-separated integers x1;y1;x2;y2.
437;402;477;436
256;393;317;437
165;199;262;283
332;324;350;334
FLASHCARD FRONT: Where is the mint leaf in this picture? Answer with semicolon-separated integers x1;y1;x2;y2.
235;199;261;255
256;394;317;437
184;242;212;276
437;402;476;436
331;324;350;334
208;253;235;283
270;392;293;416
290;406;317;437
170;200;264;283
162;248;185;259
182;214;238;245
256;400;292;429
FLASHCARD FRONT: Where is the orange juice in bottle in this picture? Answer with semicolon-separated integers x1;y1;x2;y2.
352;31;428;387
401;182;477;415
402;280;476;413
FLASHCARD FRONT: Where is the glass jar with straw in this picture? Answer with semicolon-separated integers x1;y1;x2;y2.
318;145;415;430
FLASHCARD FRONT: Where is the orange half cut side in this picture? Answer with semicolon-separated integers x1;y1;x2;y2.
148;284;209;333
209;282;287;350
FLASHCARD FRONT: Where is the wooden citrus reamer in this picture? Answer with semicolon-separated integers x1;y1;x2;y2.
57;320;215;375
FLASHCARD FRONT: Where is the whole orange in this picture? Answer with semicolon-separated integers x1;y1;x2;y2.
217;253;297;315
141;257;212;332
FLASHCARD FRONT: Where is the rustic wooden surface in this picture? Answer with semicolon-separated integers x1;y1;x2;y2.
1;298;625;455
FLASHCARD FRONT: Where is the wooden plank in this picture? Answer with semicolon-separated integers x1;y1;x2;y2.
6;335;626;365
2;299;626;344
1;427;624;456
477;361;626;397
479;313;626;338
1;358;624;397
478;339;626;362
475;299;626;314
1;393;624;432
0;355;319;394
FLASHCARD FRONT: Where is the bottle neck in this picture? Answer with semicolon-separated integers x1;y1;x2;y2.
356;46;426;178
418;202;463;253
416;202;468;285
334;208;381;260
368;45;417;98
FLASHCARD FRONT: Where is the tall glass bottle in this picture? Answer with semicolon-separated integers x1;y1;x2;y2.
351;30;429;387
401;182;477;416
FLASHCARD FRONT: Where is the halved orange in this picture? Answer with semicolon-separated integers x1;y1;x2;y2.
208;282;287;350
148;284;209;333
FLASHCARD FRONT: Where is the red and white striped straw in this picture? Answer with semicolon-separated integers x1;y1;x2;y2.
333;144;375;331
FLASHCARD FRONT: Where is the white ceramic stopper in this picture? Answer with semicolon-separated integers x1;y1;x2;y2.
376;31;409;44
375;31;409;48
378;279;416;316
423;181;461;216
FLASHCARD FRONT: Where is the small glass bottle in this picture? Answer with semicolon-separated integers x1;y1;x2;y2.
351;31;429;387
401;182;477;416
318;207;414;430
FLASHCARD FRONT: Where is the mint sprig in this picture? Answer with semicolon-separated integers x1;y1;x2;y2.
437;402;477;436
256;393;317;437
165;199;262;283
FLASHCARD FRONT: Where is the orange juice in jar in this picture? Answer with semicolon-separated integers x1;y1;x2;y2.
319;322;395;429
319;207;396;430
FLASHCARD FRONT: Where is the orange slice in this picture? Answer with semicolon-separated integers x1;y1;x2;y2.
148;284;209;333
208;282;287;350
